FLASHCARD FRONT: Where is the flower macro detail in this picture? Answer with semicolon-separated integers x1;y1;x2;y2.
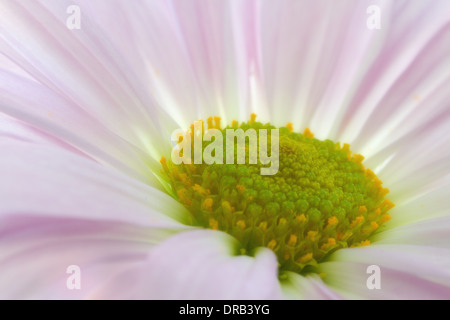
162;115;394;274
1;0;449;300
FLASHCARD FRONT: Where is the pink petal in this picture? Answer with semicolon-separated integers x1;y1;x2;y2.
0;0;177;184
380;184;450;228
0;141;191;227
0;112;85;157
93;230;283;299
0;217;173;299
320;245;450;299
0;141;192;298
0;67;165;188
374;216;450;248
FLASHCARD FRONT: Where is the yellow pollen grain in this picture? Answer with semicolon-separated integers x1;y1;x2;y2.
176;188;191;206
287;234;298;246
371;221;379;230
352;154;364;166
320;238;336;250
307;231;318;242
221;201;233;214
236;184;245;194
207;117;214;129
350;216;364;228
258;221;268;232
380;214;391;223
382;199;395;210
360;240;371;246
296;214;307;224
298;253;313;264
178;173;191;186
303;128;314;138
326;216;339;229
209;218;219;230
236;220;246;230
192;184;209;196
202;198;213;212
160;156;168;171
214;116;221;129
286;123;293;132
267;240;277;250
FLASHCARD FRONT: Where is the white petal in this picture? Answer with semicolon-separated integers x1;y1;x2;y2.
93;230;283;299
374;216;450;248
120;0;254;126
0;141;191;227
0;63;167;188
385;183;450;228
0;112;83;156
337;1;450;150
281;272;343;300
0;216;175;299
319;245;450;299
0;0;175;176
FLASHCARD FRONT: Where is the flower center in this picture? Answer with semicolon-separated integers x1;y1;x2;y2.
161;115;394;274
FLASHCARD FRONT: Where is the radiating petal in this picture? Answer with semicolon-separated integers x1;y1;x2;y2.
0;141;192;226
0;0;178;183
374;216;450;248
255;0;450;193
0;68;167;187
281;272;343;300
0;217;177;299
0;141;194;299
381;183;450;228
0;112;85;157
93;230;283;299
340;1;450;158
320;245;450;299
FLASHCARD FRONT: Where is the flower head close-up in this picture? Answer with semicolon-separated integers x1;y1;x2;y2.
0;0;449;300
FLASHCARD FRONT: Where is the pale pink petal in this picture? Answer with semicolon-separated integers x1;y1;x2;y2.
0;141;191;227
0;69;166;187
0;141;193;299
163;0;254;124
254;0;389;133
320;245;450;299
0;217;174;299
374;216;450;248
0;112;86;157
255;0;450;187
281;273;343;300
79;0;255;127
93;230;283;299
0;52;36;81
364;119;449;203
381;183;450;228
0;1;175;175
339;1;450;156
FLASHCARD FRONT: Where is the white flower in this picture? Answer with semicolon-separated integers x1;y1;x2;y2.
0;0;449;299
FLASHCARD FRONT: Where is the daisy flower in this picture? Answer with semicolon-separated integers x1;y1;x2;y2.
0;0;449;299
